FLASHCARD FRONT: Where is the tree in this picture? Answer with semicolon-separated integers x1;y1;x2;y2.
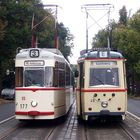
58;23;74;60
0;19;7;41
119;6;128;26
92;29;108;48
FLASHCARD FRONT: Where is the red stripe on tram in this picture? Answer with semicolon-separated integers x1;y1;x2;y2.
15;111;54;116
76;88;127;92
16;87;65;92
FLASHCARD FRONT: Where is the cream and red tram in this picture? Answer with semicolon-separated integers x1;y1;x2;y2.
76;48;127;121
15;48;73;120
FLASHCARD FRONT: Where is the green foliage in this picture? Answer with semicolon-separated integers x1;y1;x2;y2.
92;30;108;48
58;23;74;60
119;6;127;25
129;10;140;32
0;19;7;41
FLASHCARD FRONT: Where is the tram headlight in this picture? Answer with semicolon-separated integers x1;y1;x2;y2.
101;101;108;108
31;101;38;107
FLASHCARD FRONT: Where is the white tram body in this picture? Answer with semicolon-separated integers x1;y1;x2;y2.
76;49;127;120
15;48;73;120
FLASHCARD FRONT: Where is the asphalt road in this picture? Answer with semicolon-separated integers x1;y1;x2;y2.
0;102;15;121
127;98;140;117
0;97;140;122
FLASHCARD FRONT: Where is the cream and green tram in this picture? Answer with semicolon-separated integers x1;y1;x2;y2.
76;49;127;121
15;48;73;120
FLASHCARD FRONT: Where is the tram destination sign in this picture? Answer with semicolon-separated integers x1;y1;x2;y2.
91;61;117;66
24;60;44;66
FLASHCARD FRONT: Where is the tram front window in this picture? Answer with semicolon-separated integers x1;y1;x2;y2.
24;67;44;87
89;68;119;87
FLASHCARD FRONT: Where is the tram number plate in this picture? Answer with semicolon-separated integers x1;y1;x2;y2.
30;49;39;58
99;51;107;58
20;104;27;109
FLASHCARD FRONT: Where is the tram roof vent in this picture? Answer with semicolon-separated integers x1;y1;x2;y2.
80;48;110;56
46;48;63;56
79;48;123;59
80;49;92;56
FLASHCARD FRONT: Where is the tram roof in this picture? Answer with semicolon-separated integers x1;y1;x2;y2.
16;48;64;59
79;49;123;59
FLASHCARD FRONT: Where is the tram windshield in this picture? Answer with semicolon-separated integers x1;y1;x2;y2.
16;67;54;87
89;68;119;87
24;67;44;87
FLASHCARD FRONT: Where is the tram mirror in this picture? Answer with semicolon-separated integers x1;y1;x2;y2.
16;47;22;54
74;70;79;77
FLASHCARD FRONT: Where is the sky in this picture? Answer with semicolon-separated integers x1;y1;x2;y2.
42;0;140;64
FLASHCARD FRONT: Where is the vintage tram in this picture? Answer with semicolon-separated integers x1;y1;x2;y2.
75;48;127;121
15;48;74;120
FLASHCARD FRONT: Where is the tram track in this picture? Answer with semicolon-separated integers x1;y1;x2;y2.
83;111;140;140
0;125;18;140
0;118;63;140
120;122;137;140
84;120;138;140
0;101;76;140
0;116;20;140
0;103;140;140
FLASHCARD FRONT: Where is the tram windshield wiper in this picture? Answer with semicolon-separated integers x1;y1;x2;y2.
94;76;104;85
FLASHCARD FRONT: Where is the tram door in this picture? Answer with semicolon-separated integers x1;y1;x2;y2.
79;62;84;116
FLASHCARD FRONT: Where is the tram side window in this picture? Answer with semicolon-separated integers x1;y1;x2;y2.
45;67;53;87
58;62;65;87
66;64;70;86
53;62;65;87
53;62;59;87
15;67;23;87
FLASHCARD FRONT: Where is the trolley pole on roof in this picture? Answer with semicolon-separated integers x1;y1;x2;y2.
42;4;60;49
86;10;88;52
31;4;61;48
54;5;58;49
31;13;36;48
81;4;114;51
107;6;111;49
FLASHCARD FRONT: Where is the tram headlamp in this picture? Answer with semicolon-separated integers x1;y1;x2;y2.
101;101;108;108
31;101;38;107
